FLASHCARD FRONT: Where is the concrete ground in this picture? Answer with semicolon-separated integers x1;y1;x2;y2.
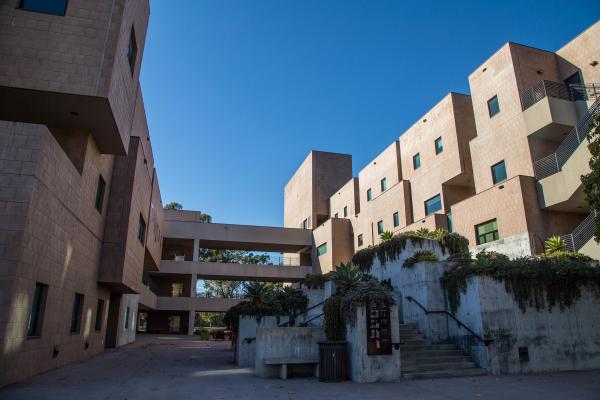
1;335;599;400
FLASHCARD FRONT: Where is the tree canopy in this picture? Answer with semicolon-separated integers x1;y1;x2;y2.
581;111;600;241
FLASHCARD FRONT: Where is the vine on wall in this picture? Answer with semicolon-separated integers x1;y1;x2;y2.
440;251;600;314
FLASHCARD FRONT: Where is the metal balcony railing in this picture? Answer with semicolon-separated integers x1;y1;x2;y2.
520;80;600;111
560;210;598;252
533;97;600;180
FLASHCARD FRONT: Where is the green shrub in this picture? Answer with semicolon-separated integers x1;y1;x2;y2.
302;273;329;289
323;295;346;341
403;250;438;268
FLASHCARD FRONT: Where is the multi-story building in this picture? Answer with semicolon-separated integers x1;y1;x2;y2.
285;21;600;272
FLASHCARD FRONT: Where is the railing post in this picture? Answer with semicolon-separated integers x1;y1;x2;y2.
554;153;559;172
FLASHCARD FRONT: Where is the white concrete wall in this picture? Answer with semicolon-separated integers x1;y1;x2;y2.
236;316;279;367
472;232;533;259
453;276;600;374
346;305;401;383
255;327;326;378
116;294;139;347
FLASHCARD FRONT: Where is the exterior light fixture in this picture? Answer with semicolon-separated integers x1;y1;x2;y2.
591;61;598;67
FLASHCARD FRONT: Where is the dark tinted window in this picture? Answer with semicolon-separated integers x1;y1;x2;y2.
488;95;500;117
435;137;443;154
70;293;83;333
413;153;421;169
127;28;137;76
137;214;146;244
27;283;47;336
95;299;104;331
95;175;106;212
491;161;507;184
19;0;68;16
424;194;442;216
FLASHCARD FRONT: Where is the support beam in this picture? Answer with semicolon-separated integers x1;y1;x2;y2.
193;239;199;261
190;274;197;297
188;310;196;335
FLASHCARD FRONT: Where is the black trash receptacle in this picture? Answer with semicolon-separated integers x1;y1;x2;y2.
318;341;347;382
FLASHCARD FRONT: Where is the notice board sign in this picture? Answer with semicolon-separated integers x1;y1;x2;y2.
366;302;392;356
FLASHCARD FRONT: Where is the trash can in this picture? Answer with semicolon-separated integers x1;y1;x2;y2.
318;341;347;382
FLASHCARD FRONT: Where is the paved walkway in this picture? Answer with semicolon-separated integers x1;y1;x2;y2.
1;335;599;400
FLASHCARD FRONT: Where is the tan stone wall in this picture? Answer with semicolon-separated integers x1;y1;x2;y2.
329;178;359;219
284;152;313;229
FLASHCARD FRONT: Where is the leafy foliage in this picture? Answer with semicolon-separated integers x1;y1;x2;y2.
403;250;438;268
351;230;469;273
328;262;362;294
341;280;395;327
380;231;394;241
164;201;183;210
440;250;600;314
581;110;600;241
223;282;308;332
302;273;330;289
544;235;566;254
323;295;346;341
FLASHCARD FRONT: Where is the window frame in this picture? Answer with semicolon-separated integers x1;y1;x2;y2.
487;95;500;117
380;177;387;192
435;137;443;155
343;206;348;218
317;243;328;256
70;293;84;334
357;234;363;247
475;219;500;245
18;0;68;16
424;194;442;216
137;214;146;244
27;282;48;337
367;188;372;201
334;212;338;218
94;174;106;213
491;160;507;184
127;27;138;76
377;220;384;235
393;212;400;228
413;153;421;170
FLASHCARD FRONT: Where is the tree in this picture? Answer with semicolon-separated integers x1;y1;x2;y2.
581;111;600;242
164;201;183;210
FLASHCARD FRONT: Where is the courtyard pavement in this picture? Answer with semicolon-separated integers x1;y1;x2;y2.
1;335;599;400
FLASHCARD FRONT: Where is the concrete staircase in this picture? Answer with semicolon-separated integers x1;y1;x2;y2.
400;323;486;379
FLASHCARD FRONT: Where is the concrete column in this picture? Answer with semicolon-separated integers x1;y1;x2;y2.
190;274;197;297
193;239;199;261
188;310;196;336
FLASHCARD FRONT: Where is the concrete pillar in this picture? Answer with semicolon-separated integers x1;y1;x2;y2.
188;310;196;335
193;239;199;261
190;274;197;297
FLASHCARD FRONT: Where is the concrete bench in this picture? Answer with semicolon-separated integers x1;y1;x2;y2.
263;357;319;379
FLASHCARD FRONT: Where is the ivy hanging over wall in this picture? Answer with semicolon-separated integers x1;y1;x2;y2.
403;250;438;268
440;251;600;314
351;229;469;273
302;273;330;289
341;280;395;327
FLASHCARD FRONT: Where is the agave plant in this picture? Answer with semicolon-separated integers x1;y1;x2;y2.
545;235;566;254
415;227;431;237
329;262;362;295
380;231;394;241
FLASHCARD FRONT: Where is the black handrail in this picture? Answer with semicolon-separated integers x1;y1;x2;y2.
278;300;326;327
299;312;324;327
405;296;492;346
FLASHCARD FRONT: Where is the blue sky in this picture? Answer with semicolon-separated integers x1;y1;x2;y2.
141;1;599;227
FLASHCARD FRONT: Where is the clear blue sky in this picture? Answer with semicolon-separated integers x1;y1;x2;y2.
141;1;599;227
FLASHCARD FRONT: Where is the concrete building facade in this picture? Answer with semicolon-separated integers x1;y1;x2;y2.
284;21;600;267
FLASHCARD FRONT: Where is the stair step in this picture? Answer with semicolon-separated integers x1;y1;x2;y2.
399;339;430;345
400;343;456;351
402;368;486;380
401;361;477;372
402;355;472;364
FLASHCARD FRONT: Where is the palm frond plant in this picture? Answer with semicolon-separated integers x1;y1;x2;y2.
329;262;362;295
380;231;394;241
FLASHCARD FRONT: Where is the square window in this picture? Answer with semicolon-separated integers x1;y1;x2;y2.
476;219;499;245
70;293;84;334
367;188;372;201
380;177;387;192
27;283;48;337
424;194;442;216
435;137;443;154
393;212;400;227
127;27;138;76
377;220;384;235
317;243;328;256
137;214;146;244
488;95;500;117
357;234;363;247
413;153;421;169
491;160;507;184
95;299;104;331
343;206;348;218
95;175;106;212
18;0;68;16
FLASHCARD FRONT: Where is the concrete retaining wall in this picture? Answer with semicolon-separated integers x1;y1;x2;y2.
346;305;401;383
452;276;600;374
235;316;279;367
255;327;326;378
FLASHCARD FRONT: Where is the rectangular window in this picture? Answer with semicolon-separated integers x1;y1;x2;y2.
447;213;453;233
491;160;507;184
94;299;104;331
127;27;138;76
334;212;338;218
70;293;84;334
137;214;146;244
476;219;499;245
94;175;106;212
367;188;372;201
301;219;308;229
380;177;387;192
357;234;363;247
174;252;185;262
377;220;384;235
343;206;348;218
413;153;421;169
487;95;500;117
18;0;68;16
393;212;400;227
317;243;328;256
171;283;184;297
435;137;443;154
424;194;442;216
125;306;130;330
27;283;47;337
